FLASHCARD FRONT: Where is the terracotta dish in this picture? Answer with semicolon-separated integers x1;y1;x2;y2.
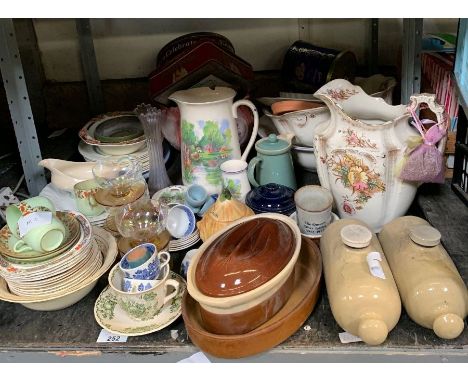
182;237;322;359
195;218;296;297
271;100;323;115
187;213;301;335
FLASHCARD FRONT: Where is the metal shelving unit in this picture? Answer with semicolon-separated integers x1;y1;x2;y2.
0;19;46;195
1;18;424;196
451;19;468;205
1;18;466;363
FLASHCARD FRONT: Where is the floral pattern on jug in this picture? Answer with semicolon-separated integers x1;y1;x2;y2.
326;88;359;101
181;119;233;186
342;128;378;149
223;178;242;199
326;150;386;213
314;79;447;232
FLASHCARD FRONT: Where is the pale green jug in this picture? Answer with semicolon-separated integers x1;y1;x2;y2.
247;134;297;190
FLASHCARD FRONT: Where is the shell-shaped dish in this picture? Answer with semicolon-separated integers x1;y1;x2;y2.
197;197;254;242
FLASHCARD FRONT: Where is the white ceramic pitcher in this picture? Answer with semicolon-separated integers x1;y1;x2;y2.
169;87;259;195
313;79;447;232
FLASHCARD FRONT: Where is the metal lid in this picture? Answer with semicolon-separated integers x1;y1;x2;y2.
340;224;372;248
256;134;290;154
409;225;441;247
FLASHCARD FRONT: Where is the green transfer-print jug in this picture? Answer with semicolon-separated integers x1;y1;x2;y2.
169;87;259;195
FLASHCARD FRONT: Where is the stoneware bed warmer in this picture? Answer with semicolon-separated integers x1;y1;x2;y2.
379;216;468;339
320;218;401;345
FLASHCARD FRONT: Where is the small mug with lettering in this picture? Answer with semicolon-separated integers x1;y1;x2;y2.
294;185;333;236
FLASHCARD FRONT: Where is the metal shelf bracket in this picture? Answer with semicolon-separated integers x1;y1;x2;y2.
401;18;423;103
0;19;46;196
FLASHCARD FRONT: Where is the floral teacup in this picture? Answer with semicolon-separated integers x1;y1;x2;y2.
73;179;105;217
122;263;169;293
109;262;179;321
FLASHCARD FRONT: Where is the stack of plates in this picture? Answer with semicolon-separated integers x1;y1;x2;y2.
168;229;201;252
0;212;100;297
78;111;172;178
102;215;120;237
78;141;151;175
79;112;147;156
0;211;80;265
0;225;117;311
87;210;109;228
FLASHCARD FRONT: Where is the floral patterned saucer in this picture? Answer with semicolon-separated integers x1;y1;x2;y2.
94;271;185;336
151;185;187;206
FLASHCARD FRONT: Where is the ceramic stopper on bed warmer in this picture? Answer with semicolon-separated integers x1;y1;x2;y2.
195;218;295;297
379;216;468;340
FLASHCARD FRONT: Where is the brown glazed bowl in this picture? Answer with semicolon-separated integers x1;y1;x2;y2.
186;213;301;335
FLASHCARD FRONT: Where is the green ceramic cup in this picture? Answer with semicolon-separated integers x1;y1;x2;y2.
74;179;105;217
11;216;66;253
5;196;65;253
5;196;56;238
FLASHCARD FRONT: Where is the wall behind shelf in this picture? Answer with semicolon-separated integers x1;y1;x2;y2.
33;18;459;82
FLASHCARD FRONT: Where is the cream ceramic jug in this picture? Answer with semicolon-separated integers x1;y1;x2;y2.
313;80;447;232
38;159;96;192
169;87;259;195
379;216;468;339
320;218;401;345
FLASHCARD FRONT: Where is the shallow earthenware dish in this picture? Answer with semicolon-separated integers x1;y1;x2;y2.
187;213;301;335
271;100;323;115
183;237;322;358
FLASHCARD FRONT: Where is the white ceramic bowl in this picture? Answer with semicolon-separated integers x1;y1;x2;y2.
165;204;196;239
292;142;317;172
0;226;117;311
79;112;147;156
263;106;329;147
96;141;146;156
260;75;396;148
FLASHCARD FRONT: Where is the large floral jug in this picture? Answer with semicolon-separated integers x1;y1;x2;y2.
313;79;447;232
169;87;259;195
